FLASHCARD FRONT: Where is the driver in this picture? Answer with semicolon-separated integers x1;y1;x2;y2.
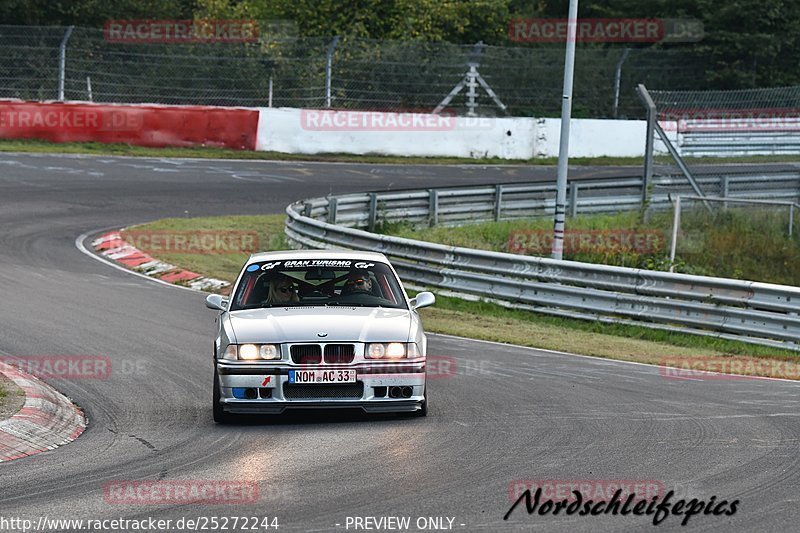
342;271;373;295
267;274;300;304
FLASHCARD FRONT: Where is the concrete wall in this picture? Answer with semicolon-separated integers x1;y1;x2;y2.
258;107;668;159
0;100;259;150
256;108;538;159
0;100;671;159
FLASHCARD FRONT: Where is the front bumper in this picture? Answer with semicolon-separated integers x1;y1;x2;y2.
216;361;426;414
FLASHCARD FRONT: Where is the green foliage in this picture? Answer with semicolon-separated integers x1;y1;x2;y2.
0;0;195;26
2;0;800;92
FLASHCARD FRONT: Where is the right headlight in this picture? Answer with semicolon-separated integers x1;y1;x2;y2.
222;344;281;361
365;342;420;359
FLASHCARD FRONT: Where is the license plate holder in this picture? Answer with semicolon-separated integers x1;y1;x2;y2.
288;369;357;384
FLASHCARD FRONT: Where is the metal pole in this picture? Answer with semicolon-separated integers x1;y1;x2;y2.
636;84;655;208
86;76;92;102
790;204;794;237
612;48;630;118
268;77;273;108
669;196;681;272
325;36;340;108
551;0;578;260
466;64;478;117
58;26;74;101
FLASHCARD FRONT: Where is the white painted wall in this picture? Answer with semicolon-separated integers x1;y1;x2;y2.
536;118;671;158
256;107;669;159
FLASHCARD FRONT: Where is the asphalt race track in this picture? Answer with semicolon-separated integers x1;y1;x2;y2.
0;153;799;532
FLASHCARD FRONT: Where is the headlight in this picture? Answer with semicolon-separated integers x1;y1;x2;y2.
385;342;405;358
239;344;259;360
365;342;419;359
259;344;280;360
367;343;385;359
221;344;281;361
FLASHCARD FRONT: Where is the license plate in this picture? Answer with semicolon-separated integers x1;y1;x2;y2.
289;369;357;384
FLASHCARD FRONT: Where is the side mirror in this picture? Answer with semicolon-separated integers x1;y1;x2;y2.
410;291;435;310
205;294;229;311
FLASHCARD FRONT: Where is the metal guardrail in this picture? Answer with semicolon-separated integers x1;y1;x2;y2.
680;131;800;157
285;175;800;351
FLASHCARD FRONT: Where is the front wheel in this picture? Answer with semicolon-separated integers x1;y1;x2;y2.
213;366;234;424
413;388;428;417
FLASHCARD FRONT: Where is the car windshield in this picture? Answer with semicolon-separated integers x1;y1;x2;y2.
229;258;408;311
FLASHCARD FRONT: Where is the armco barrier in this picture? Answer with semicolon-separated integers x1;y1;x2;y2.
0;100;259;150
285;179;800;350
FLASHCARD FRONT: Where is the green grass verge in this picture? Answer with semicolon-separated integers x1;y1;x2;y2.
3;137;800;166
121;215;287;282
120;214;800;379
0;374;25;421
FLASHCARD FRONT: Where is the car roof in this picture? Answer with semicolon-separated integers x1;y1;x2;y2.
246;249;390;264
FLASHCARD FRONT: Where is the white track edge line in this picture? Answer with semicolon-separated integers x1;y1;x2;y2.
75;229;203;294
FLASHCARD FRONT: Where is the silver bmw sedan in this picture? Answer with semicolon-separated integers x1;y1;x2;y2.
206;250;435;423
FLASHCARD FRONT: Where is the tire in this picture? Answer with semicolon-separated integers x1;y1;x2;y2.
213;366;233;424
413;388;428;417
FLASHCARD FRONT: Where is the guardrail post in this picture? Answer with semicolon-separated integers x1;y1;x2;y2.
429;190;439;227
669;195;681;272
367;193;378;231
494;185;503;221
327;197;338;224
790;204;794;237
720;175;729;209
568;182;579;218
302;202;312;217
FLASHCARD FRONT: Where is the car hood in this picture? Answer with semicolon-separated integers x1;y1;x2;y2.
227;306;413;343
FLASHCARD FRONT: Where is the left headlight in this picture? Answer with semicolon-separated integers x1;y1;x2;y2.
221;344;281;361
365;342;420;359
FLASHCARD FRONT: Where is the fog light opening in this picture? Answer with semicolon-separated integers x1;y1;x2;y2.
389;386;402;398
401;386;413;398
244;388;258;400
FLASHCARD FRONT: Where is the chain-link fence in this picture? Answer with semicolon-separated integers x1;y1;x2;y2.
0;24;714;118
636;84;800;201
651;86;800;157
